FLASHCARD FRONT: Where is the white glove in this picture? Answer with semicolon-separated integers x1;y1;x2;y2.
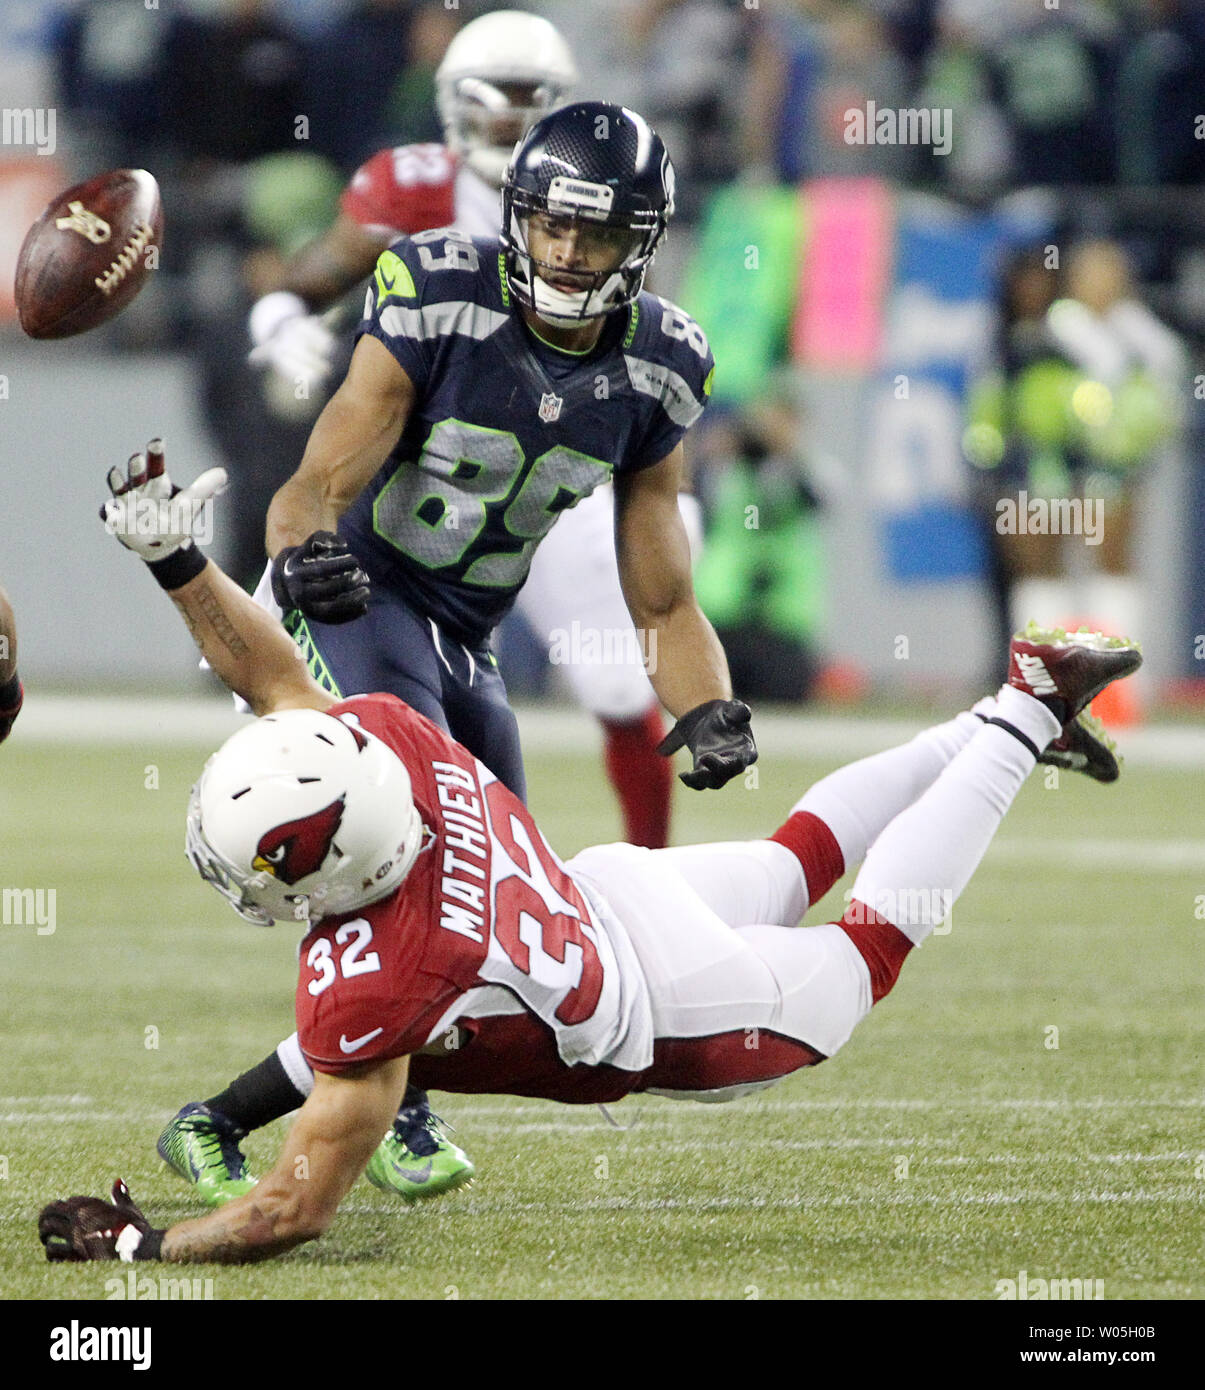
248;290;336;387
102;438;228;563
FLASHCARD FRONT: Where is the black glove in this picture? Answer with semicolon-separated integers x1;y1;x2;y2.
38;1179;161;1262
658;698;757;790
271;531;370;624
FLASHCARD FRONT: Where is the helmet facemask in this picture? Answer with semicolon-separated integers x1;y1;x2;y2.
502;182;667;327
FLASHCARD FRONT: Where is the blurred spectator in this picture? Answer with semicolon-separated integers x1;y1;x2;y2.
622;0;749;220
693;397;826;702
377;2;461;153
1116;0;1205;184
966;238;1184;662
159;0;307;165
978;0;1119;184
302;0;457;169
1045;237;1185;641
914;6;1011;194
51;0;170;171
965;245;1072;657
747;0;912;183
193;152;346;590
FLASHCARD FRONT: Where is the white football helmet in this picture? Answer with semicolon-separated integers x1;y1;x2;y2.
186;709;425;926
435;9;578;188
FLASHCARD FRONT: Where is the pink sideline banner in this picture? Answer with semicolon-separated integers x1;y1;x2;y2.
790;177;893;371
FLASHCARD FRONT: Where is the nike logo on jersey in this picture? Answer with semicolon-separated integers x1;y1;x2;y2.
339;1027;385;1054
1015;652;1058;695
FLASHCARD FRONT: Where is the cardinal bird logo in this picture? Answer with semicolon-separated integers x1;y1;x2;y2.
252;797;345;884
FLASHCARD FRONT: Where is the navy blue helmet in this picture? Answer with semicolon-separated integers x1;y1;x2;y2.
501;101;676;326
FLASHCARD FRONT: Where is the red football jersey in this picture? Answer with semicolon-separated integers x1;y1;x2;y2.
339;143;458;237
295;695;654;1078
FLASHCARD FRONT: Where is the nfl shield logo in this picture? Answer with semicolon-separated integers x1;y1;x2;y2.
538;391;563;423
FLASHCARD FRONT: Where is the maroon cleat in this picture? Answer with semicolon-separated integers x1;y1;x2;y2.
1009;623;1142;725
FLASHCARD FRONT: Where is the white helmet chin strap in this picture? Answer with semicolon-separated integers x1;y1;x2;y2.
530;269;625;326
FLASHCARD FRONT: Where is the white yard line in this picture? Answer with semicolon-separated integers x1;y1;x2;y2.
14;696;1205;769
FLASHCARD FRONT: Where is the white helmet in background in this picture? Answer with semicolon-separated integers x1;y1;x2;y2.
186;709;425;926
436;9;578;188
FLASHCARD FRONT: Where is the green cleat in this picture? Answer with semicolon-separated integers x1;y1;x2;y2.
157;1102;257;1207
364;1097;475;1202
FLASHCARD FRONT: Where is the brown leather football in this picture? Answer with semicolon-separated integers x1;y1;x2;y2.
14;168;164;339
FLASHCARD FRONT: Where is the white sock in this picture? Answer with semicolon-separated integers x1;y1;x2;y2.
849;715;1044;946
993;683;1062;752
276;1032;315;1099
792;708;988;871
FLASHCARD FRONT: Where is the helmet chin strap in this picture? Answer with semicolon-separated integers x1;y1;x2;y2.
530;275;603;326
528;261;629;326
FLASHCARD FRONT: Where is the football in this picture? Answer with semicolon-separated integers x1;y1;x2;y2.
14;168;163;339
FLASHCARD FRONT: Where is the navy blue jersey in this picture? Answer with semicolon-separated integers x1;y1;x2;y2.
340;230;714;643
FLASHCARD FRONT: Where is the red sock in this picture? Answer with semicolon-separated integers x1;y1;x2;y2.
838;900;913;1003
601;706;673;849
769;810;845;907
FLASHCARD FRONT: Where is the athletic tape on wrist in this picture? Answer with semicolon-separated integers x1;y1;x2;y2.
115;1224;165;1261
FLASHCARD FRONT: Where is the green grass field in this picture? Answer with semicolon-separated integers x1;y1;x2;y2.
1;717;1202;1300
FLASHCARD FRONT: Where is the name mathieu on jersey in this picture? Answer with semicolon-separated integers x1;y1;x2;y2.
340;229;715;644
295;694;655;1083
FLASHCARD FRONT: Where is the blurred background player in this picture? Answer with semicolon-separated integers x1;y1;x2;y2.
247;8;685;852
0;581;21;746
158;96;753;1214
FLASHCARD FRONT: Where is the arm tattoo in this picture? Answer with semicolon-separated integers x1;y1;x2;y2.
163;1200;301;1265
175;580;249;659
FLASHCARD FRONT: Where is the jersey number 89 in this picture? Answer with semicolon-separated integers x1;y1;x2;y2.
374;419;612;588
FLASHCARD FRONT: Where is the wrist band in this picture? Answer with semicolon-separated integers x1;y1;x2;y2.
147;542;206;591
134;1228;166;1261
116;1225;165;1262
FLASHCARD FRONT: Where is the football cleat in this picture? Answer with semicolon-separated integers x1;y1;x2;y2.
363;1097;475;1202
1036;710;1121;783
156;1102;257;1207
1008;623;1142;725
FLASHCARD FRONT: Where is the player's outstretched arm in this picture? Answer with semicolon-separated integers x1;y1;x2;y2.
266;334;415;555
39;1058;409;1265
263;335;415;625
615;444;757;789
101;442;333;717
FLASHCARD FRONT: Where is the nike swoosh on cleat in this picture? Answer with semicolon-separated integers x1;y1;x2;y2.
397;1162;433;1184
1015;652;1058;694
339;1027;384;1053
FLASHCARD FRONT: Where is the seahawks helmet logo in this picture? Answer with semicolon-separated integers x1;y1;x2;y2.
252;798;345;885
